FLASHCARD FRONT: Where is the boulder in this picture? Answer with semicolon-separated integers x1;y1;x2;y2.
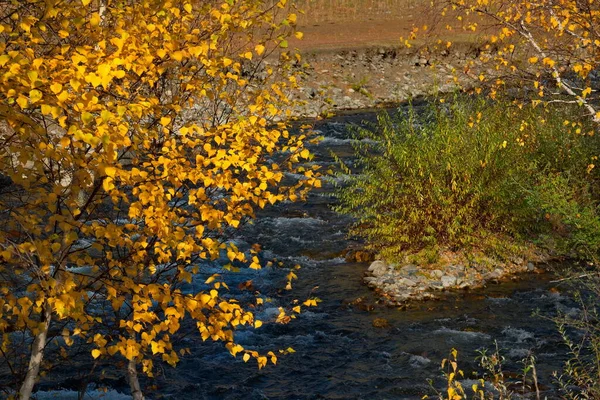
372;317;390;328
432;269;444;278
368;260;387;277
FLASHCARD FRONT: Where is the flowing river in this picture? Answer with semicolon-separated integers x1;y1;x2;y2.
37;109;577;399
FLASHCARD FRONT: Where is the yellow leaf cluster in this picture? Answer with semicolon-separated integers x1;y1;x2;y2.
0;0;312;384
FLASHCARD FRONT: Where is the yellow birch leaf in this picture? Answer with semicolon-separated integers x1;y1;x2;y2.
103;177;115;191
41;104;52;115
104;166;116;177
172;51;184;62
57;91;69;102
50;82;63;94
29;90;42;104
70;79;82;92
257;356;267;369
16;96;28;109
27;71;38;83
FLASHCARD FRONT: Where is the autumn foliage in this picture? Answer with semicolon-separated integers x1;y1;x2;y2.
0;0;312;397
412;0;600;128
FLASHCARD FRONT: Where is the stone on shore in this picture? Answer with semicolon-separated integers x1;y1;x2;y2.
441;275;457;288
368;260;388;277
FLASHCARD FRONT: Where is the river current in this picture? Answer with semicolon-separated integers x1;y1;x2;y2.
36;110;576;399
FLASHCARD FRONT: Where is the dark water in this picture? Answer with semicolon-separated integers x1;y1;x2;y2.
36;110;577;399
152;111;573;400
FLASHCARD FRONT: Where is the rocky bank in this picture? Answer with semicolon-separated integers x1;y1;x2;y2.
364;257;550;305
292;44;490;117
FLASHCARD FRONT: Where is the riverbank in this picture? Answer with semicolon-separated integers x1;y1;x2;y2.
291;43;487;117
285;0;487;117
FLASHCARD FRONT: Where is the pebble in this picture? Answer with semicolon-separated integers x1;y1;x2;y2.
399;278;417;287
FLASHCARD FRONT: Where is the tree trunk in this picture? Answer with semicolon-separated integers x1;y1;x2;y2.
18;305;51;400
127;359;144;400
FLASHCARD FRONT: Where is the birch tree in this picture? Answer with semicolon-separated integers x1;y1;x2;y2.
0;0;313;397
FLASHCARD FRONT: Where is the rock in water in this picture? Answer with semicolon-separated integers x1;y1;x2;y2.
372;318;390;328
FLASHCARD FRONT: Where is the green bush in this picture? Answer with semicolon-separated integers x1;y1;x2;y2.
335;97;600;263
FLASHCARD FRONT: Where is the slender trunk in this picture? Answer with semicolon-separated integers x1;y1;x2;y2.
531;362;540;400
99;0;106;20
127;359;144;400
18;305;51;400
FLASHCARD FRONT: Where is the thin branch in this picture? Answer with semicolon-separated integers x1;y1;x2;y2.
550;272;600;283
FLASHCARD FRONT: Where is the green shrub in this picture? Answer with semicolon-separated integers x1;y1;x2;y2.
335;97;600;263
